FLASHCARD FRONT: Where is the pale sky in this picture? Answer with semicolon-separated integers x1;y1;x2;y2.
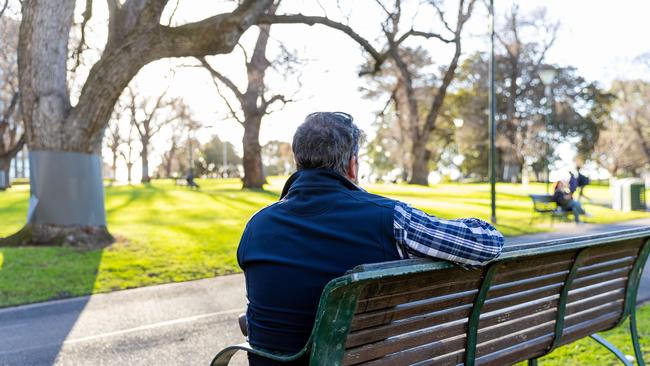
19;0;648;181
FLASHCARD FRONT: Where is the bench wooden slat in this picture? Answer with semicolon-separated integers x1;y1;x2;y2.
346;302;472;348
350;291;475;331
357;267;477;299
353;333;467;366
343;320;467;365
557;311;622;347
355;275;481;313
474;333;554;366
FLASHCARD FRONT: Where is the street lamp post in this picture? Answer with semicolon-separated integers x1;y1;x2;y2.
488;0;497;224
538;67;557;194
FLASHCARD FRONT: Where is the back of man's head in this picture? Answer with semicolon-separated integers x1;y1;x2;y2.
292;112;362;177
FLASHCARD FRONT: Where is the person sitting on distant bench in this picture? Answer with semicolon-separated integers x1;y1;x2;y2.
237;111;505;366
552;180;588;223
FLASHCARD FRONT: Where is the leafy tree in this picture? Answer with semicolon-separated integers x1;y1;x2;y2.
194;136;241;178
593;80;650;176
262;140;294;176
449;49;601;182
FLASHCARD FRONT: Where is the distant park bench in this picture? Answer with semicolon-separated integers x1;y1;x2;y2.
530;194;572;224
212;228;650;366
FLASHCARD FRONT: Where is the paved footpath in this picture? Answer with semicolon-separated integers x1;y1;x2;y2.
0;218;649;366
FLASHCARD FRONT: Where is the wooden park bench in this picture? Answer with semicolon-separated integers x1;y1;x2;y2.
529;194;572;225
212;228;650;366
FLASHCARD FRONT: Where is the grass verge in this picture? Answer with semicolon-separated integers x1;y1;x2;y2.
0;178;648;307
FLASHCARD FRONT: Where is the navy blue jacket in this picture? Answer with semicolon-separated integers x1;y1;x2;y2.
237;169;401;363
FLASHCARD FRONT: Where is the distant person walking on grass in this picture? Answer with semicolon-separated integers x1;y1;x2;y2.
553;180;589;223
237;112;504;365
569;172;579;195
576;168;591;202
186;172;200;189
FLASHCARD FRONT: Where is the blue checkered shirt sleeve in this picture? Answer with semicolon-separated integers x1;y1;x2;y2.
393;201;504;266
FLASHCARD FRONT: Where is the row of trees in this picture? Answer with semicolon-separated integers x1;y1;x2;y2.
105;87;193;183
365;5;649;183
153;137;294;180
0;0;648;247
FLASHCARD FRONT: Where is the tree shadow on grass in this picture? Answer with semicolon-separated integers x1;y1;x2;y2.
0;246;103;365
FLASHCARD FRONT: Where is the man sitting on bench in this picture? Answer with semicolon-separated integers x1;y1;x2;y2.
237;112;505;365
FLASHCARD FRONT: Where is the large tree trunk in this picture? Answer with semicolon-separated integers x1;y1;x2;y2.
6;0;111;247
127;163;133;184
241;19;272;189
242;116;265;189
4;0;274;247
410;142;430;186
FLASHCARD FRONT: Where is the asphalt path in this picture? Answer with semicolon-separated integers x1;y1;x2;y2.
1;218;649;366
0;275;249;366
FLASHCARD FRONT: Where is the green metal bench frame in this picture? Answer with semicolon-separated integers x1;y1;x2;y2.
212;228;650;366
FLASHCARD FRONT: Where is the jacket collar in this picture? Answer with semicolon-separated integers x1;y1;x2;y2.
280;169;362;199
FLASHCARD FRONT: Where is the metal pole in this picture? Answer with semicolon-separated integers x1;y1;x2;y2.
545;85;552;194
488;0;497;224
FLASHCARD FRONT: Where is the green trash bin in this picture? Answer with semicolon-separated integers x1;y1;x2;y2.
630;183;647;211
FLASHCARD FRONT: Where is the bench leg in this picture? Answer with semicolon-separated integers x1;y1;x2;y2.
527;358;538;366
590;334;634;366
211;346;241;366
630;307;646;366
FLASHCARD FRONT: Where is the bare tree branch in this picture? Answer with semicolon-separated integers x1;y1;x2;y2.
209;77;244;125
373;0;392;17
262;94;291;113
421;0;477;137
0;0;9;18
397;29;455;44
166;0;180;26
199;57;245;102
0;92;19;125
155;0;273;58
237;42;249;62
429;0;454;33
71;0;94;73
259;14;383;67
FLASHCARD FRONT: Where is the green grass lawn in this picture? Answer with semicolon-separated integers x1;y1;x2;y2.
1;178;649;363
1;177;648;308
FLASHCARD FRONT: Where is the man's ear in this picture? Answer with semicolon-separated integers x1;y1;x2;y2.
347;156;358;182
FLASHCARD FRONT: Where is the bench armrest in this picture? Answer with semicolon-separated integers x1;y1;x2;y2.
210;342;309;366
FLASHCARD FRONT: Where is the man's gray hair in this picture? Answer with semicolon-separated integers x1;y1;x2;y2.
292;112;363;176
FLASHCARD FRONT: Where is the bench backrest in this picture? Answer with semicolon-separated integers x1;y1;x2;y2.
530;194;558;213
305;228;650;366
